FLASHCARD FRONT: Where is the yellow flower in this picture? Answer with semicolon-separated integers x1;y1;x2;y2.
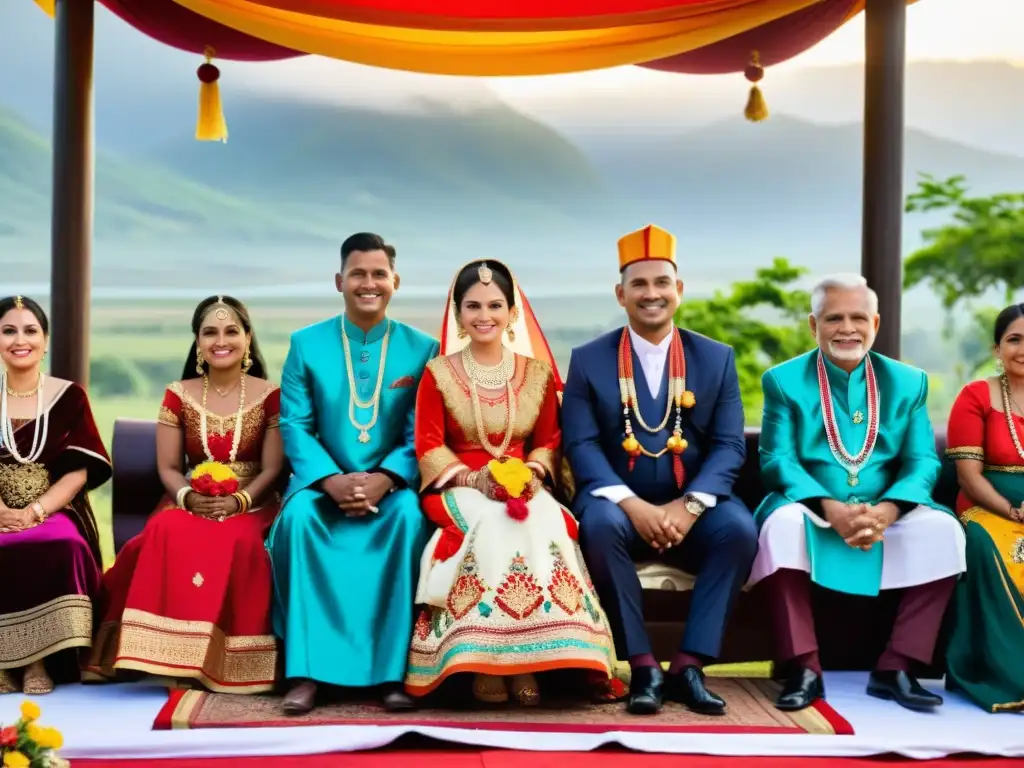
3;751;30;768
487;457;533;498
191;461;237;482
19;700;40;722
27;723;63;750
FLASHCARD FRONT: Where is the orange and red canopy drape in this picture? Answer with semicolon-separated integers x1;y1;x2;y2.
32;0;920;136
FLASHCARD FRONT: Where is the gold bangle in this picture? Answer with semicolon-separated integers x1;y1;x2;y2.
30;501;46;523
232;491;249;514
240;490;253;509
176;487;191;508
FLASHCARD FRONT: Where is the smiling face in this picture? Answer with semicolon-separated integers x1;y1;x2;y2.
0;307;47;375
336;249;398;322
996;316;1024;381
197;305;250;374
458;281;511;346
809;286;880;366
615;260;682;335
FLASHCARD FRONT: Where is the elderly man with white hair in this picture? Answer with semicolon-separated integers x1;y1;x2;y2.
748;273;966;713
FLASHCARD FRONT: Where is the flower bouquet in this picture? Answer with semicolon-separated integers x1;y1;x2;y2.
189;461;239;497
1;701;67;768
486;457;536;522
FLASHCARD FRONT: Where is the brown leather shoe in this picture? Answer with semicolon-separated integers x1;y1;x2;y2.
282;680;317;715
380;684;416;712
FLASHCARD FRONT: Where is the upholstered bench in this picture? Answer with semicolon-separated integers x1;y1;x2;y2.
111;421;958;672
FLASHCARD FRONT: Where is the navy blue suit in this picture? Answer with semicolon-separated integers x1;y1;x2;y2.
563;327;757;661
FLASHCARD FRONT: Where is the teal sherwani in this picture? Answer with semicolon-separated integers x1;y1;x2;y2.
267;315;439;687
753;350;951;596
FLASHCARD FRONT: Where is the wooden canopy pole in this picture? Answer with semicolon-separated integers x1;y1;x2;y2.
50;0;95;386
861;0;906;360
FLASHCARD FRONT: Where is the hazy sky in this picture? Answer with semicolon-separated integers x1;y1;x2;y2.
227;0;1021;107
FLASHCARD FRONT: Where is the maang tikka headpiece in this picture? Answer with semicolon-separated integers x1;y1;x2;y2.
13;296;23;310
211;295;230;321
477;262;493;285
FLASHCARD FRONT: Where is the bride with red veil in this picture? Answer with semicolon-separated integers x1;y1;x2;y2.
404;259;615;706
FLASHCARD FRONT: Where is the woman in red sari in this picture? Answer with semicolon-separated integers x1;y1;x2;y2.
87;296;284;693
404;261;614;706
1;295;111;695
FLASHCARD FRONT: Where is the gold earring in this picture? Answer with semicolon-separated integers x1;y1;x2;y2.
456;326;468;339
196;348;205;376
242;348;253;372
506;306;519;342
506;326;516;342
996;359;1005;375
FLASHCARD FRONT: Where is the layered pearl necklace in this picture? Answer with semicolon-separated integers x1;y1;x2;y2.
0;371;48;464
462;346;516;459
817;351;880;487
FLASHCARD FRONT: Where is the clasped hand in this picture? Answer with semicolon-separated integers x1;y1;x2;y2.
186;493;240;521
323;472;393;517
0;504;36;532
822;499;899;551
624;498;698;554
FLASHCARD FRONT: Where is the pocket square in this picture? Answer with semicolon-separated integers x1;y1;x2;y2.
389;376;416;390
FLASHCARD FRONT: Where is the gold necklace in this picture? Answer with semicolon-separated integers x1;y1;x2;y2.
200;373;246;463
1000;374;1024;462
462;346;514;389
5;373;41;398
212;381;239;398
470;379;516;459
341;316;391;443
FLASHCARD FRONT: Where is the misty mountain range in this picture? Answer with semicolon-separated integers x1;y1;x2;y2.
2;2;1022;298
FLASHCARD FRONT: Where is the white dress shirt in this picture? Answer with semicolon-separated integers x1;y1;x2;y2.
592;327;717;510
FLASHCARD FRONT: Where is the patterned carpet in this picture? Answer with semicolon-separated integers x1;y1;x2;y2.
153;677;853;735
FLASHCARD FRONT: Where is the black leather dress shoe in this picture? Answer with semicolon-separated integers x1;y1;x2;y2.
627;665;664;715
665;666;726;716
866;670;943;711
775;667;824;711
380;684;417;712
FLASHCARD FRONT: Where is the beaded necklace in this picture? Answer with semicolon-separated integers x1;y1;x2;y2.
617;328;694;489
816;351;880;487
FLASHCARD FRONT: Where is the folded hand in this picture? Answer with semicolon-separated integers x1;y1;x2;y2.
188;494;240;521
623;498;676;553
0;505;34;532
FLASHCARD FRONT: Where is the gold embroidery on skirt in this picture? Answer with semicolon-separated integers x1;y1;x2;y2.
0;595;93;668
94;608;278;693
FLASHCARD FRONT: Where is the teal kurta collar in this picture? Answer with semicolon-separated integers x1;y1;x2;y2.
342;315;390;344
821;352;866;390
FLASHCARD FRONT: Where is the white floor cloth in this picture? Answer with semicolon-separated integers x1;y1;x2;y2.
1;673;1021;760
748;504;967;589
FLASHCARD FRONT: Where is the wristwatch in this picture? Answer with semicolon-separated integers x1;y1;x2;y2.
682;494;706;518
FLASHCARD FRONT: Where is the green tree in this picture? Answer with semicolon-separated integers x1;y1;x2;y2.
676;258;814;423
903;174;1024;374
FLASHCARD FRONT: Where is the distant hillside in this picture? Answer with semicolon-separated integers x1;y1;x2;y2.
0;108;334;244
144;96;608;232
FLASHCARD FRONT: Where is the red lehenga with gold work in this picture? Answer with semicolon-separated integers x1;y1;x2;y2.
404;354;614;697
0;382;110;675
86;382;282;693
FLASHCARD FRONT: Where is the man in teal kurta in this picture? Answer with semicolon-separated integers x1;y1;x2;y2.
267;233;439;714
747;273;965;713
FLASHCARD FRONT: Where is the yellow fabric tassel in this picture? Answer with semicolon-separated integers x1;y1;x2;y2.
744;84;769;122
195;48;228;143
743;49;768;123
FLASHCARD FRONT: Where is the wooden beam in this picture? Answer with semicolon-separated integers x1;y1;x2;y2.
861;0;906;359
50;0;95;385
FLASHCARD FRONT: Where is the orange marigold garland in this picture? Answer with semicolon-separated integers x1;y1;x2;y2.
618;328;694;488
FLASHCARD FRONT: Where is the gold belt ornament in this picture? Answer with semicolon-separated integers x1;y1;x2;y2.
0;462;51;509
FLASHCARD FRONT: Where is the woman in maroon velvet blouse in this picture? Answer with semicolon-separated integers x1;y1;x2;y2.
0;295;111;695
